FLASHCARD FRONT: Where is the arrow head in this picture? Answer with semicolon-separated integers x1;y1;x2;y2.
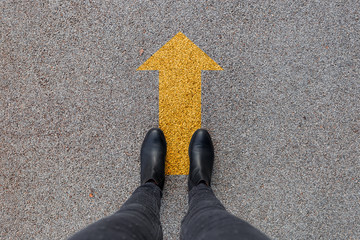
137;32;223;71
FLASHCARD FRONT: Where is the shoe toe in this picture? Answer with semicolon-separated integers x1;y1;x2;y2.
145;128;166;145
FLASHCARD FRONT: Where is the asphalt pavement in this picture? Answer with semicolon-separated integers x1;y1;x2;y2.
1;1;359;239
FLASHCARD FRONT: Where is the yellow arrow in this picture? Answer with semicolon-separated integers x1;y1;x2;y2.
137;32;222;175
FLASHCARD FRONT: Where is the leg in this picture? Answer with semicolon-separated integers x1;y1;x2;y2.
180;183;270;240
183;129;270;240
69;182;163;240
69;128;167;240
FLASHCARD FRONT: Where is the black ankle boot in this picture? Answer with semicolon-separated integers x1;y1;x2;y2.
140;128;166;190
188;129;214;191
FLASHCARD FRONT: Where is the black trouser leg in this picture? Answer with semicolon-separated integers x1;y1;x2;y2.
180;183;270;240
68;183;163;240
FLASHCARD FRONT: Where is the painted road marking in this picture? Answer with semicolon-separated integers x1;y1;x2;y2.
138;32;222;175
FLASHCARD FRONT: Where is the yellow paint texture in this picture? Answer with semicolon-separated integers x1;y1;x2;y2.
138;32;222;175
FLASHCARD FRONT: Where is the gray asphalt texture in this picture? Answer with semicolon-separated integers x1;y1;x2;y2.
1;1;359;239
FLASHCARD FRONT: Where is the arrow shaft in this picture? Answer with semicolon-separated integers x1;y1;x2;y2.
159;70;202;175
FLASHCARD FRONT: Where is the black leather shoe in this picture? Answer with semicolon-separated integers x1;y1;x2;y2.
188;129;214;191
140;128;167;190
